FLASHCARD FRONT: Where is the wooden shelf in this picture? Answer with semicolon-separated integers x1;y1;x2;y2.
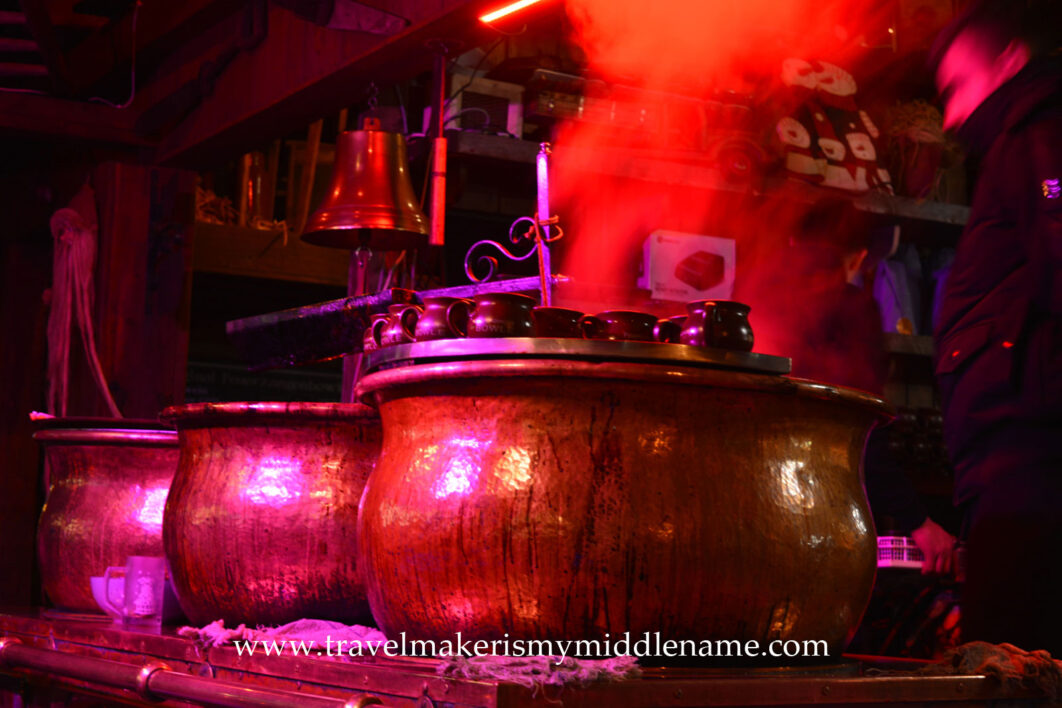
448;130;540;163
885;333;934;357
447;132;970;227
192;222;348;287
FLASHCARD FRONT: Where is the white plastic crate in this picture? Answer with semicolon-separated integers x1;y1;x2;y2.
877;535;925;569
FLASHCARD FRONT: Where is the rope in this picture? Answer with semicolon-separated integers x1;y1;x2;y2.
46;199;122;418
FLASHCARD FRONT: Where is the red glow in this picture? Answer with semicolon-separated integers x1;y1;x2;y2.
480;0;546;23
1002;341;1014;349
550;0;905;386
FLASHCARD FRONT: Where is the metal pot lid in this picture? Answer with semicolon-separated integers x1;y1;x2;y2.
364;337;792;376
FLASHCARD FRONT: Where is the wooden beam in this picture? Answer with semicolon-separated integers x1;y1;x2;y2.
0;38;39;52
17;0;70;91
62;0;245;96
152;0;498;167
0;11;27;25
0;91;152;146
0;62;47;77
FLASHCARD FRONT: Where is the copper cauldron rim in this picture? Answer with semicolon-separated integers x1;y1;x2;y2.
160;401;379;428
32;417;177;446
356;359;892;421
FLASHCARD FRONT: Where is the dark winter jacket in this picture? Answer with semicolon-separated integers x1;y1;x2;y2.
933;56;1062;506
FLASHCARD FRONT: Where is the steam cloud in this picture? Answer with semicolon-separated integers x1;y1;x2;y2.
551;0;900;391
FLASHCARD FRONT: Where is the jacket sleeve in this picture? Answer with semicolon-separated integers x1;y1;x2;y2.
1023;108;1062;316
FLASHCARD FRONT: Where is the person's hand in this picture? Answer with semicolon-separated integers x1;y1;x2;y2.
911;517;957;576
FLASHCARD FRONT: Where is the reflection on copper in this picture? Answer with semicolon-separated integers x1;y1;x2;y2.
136;486;169;529
637;424;677;456
434;458;480;499
850;503;870;535
777;459;815;510
243;456;304;506
431;435;492;499
767;599;799;639
650;519;676;542
497;446;533;492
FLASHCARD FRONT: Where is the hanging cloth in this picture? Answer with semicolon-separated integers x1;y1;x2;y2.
46;184;122;418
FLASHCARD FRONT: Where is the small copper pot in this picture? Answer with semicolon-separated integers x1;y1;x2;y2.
160;402;381;626
34;419;179;612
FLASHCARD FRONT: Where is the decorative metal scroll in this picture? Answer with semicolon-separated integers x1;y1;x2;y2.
463;213;562;281
463;143;563;305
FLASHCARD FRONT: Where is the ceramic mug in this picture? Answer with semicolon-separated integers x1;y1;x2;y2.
415;297;472;341
579;310;667;342
531;306;584;338
467;293;536;338
380;303;422;347
680;300;754;351
362;312;390;353
654;318;683;344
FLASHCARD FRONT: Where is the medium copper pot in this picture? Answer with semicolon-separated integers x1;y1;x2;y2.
160;402;381;626
356;360;889;661
34;419;178;612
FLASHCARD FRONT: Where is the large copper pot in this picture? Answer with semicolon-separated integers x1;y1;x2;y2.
160;402;381;626
34;419;178;612
356;360;889;660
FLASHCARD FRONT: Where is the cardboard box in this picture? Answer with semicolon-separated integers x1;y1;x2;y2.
637;230;736;302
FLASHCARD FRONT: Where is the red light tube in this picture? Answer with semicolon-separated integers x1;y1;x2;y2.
479;0;545;23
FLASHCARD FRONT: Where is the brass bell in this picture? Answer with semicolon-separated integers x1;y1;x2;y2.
302;120;429;251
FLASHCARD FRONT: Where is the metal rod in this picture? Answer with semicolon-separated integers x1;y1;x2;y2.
535;143;553;306
0;638;381;708
429;48;448;248
341;246;373;403
225;275;569;369
536;143;551;242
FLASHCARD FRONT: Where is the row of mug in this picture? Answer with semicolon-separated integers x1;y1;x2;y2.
363;293;754;352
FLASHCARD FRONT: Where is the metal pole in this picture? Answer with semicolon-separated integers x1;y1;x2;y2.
341;243;373;402
429;47;448;248
535;142;553;306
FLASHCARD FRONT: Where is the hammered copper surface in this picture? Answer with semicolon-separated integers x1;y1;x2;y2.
356;361;889;661
34;423;179;612
160;402;381;626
